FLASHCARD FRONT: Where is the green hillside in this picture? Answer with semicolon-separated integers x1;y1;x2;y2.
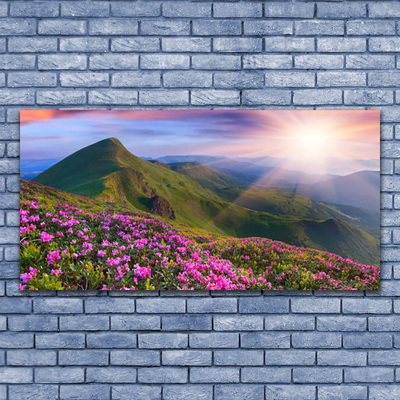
33;138;380;265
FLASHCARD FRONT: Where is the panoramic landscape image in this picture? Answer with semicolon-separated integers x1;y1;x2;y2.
20;110;380;291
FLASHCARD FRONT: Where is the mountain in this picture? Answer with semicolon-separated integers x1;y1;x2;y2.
218;187;379;238
33;138;379;265
295;170;380;212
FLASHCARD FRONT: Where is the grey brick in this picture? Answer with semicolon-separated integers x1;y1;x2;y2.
317;316;366;331
191;90;240;106
7;349;56;366
265;37;314;52
0;297;31;313
242;367;291;383
60;72;109;88
317;3;366;18
265;350;315;366
90;54;138;70
60;385;110;400
292;298;340;314
318;71;366;87
292;333;341;349
9;37;57;53
214;350;263;366
11;2;59;17
294;89;342;105
59;350;109;366
9;385;58;400
0;367;32;383
141;21;189;36
60;315;109;331
0;161;19;174
345;367;393;383
265;315;315;331
265;385;316;400
190;332;239;348
214;3;261;18
62;2;110;17
113;71;161;89
215;385;264;400
34;298;82;314
265;71;314;88
162;350;211;366
241;332;290;349
140;90;188;105
345;89;393;105
90;19;138;35
296;20;344;36
110;350;159;366
85;298;135;313
35;367;84;383
296;55;344;69
0;316;5;330
138;367;187;383
347;20;395;36
318;350;366;366
86;367;136;383
370;38;400;52
39;19;85;35
111;38;160;52
0;55;35;70
9;72;56;88
36;333;85;349
190;367;239;383
38;54;87;70
193;55;241;70
214;38;262;53
244;21;292;36
369;3;400;18
89;90;138;105
162;315;211;331
60;38;108;53
0;19;36;35
193;20;241;36
370;386;400;400
87;332;136;348
112;385;161;400
343;299;391;314
346;55;395;69
370;71;400;87
37;90;86;105
162;38;210;53
163;2;210;18
319;38;366;53
240;297;288;313
111;315;160;330
293;367;342;383
0;3;7;17
244;55;292;70
369;350;400;366
187;298;237;313
214;315;263;331
369;316;400;331
265;2;314;18
318;385;367;400
163;385;212;400
112;2;159;17
0;333;33;348
8;315;57;331
163;71;211;88
139;333;188;349
242;89;291;105
141;54;189;69
343;333;392;349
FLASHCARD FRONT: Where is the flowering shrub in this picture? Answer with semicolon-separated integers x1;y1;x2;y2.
20;180;379;291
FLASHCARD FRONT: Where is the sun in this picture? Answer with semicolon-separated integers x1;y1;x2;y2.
291;127;330;157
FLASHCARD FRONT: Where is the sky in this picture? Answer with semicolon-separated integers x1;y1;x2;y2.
20;110;380;176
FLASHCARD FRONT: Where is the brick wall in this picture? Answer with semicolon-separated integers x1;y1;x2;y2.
0;1;399;399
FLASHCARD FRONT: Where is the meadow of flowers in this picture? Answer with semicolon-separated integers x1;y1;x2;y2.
20;180;380;291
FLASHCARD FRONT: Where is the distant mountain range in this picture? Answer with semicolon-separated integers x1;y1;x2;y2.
31;137;380;265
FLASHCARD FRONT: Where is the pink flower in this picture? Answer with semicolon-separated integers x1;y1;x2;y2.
47;250;61;265
97;250;106;257
40;231;54;242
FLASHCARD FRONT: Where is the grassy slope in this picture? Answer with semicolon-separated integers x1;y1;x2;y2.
32;138;379;265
